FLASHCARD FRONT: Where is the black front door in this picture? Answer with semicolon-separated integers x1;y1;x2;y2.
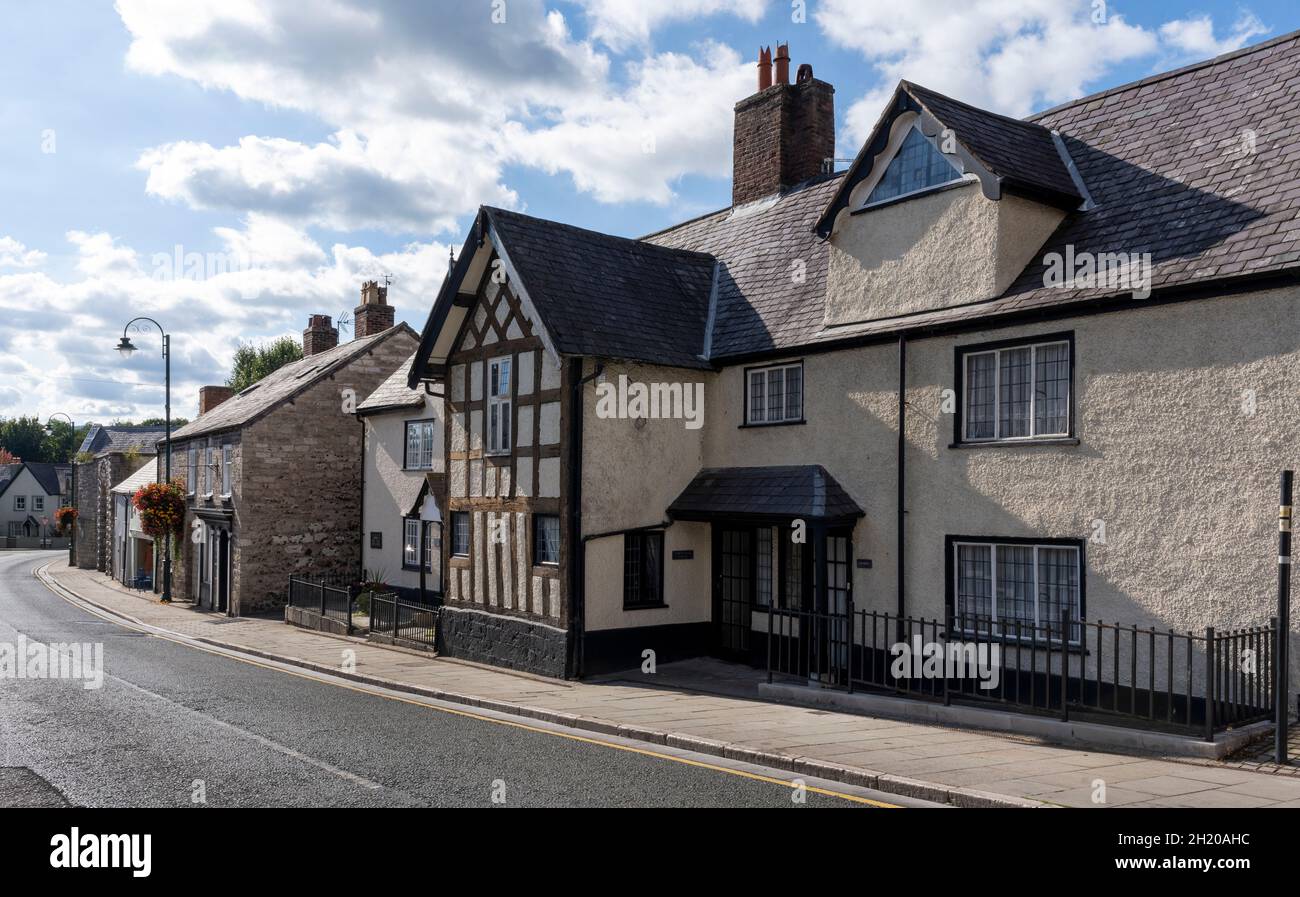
714;526;754;660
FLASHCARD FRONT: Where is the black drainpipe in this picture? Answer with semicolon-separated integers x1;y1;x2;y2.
896;333;907;641
567;358;604;679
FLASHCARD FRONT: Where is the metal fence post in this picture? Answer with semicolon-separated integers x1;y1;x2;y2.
1061;608;1070;722
943;608;951;707
766;597;773;685
1277;470;1292;764
319;578;326;618
1206;626;1216;742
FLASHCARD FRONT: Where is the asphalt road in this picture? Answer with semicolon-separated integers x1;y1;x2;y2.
0;551;933;808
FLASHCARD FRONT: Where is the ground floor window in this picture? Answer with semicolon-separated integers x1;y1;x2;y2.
403;518;422;569
951;539;1082;641
451;511;470;556
623;530;664;608
533;514;560;566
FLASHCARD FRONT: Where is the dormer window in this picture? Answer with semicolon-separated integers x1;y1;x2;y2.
863;127;962;207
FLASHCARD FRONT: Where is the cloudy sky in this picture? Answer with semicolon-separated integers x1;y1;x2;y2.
1;0;1293;422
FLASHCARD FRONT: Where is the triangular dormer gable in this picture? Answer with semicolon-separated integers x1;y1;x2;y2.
815;81;1086;238
818;82;1090;328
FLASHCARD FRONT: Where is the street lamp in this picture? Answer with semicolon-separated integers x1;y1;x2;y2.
46;412;77;565
116;317;172;603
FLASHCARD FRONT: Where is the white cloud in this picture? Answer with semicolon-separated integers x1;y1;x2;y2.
0;236;46;269
1159;13;1269;58
120;0;749;229
817;0;1162;148
0;225;447;421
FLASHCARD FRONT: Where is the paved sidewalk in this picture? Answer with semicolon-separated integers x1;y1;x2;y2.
38;559;1300;808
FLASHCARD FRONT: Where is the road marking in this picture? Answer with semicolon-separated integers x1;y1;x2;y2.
109;675;386;792
33;562;904;807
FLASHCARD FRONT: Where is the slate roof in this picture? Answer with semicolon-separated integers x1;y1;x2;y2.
651;31;1300;357
357;351;426;415
416;31;1300;371
171;324;417;441
0;462;69;500
78;425;168;457
902;82;1082;205
485;207;717;369
110;462;156;496
645;176;842;359
668;465;864;523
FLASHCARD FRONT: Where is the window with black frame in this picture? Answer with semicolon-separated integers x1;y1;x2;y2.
533;514;559;566
451;511;470;557
623;530;664;608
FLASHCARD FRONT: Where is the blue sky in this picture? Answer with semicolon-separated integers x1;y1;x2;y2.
1;0;1295;422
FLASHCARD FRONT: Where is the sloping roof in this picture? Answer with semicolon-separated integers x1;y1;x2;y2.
171;324;417;440
357;351;425;415
111;462;156;496
0;462;69;500
415;31;1300;370
903;81;1081;205
24;462;67;496
668;465;864;523
78;425;168;457
485;207;716;369
645;176;842;359
654;31;1300;357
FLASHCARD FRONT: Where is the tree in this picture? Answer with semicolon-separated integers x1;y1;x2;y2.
0;448;18;465
227;337;303;392
110;417;190;429
41;420;91;464
0;416;47;462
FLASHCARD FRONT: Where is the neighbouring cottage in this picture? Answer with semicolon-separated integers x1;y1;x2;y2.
73;425;166;573
165;283;417;615
0;461;72;547
356;349;446;604
401;30;1300;705
108;462;157;589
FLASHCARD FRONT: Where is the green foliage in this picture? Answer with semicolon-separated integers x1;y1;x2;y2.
108;417;190;428
227;337;304;392
40;420;91;464
0;416;47;462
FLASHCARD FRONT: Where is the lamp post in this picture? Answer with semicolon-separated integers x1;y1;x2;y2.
116;318;172;603
45;412;77;565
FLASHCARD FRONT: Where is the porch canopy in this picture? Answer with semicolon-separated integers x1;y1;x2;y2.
667;465;864;526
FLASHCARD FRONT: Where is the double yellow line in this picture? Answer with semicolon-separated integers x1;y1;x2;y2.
35;562;901;808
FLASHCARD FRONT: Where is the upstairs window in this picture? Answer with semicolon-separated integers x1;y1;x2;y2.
204;446;216;495
405;420;436;470
487;357;512;454
187;446;197;496
746;362;803;425
221;445;232;496
864;127;962;206
961;337;1071;443
33;495;44;512
13;495;24;511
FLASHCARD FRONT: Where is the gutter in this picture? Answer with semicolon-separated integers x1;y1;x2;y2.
566;358;605;680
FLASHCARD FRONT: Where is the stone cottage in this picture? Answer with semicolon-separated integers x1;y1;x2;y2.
73;425;166;572
166;285;417;615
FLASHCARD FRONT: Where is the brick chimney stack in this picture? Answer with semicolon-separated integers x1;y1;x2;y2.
303;314;338;356
731;44;835;207
199;385;234;415
354;279;395;338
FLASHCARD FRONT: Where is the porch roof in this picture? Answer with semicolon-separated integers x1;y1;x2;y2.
667;465;864;525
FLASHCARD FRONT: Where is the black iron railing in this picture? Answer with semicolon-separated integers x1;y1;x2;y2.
288;574;354;631
369;592;437;647
766;605;1275;739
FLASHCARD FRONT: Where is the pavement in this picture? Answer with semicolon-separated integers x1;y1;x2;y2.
34;553;1300;808
0;550;928;808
